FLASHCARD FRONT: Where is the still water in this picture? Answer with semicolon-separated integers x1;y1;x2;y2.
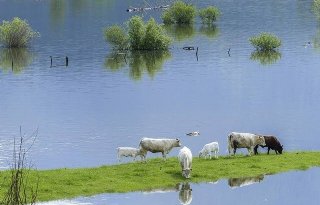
0;0;320;169
37;168;320;205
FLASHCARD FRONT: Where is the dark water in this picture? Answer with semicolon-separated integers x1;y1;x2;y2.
0;0;320;169
37;168;320;205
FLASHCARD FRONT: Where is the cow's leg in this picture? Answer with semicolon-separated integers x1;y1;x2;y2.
254;145;259;155
228;144;232;155
267;147;270;154
275;150;278;155
162;152;167;160
233;148;236;155
247;148;252;156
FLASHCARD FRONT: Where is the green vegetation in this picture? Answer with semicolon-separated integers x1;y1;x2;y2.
312;0;320;20
105;51;171;80
250;50;281;65
104;16;171;50
199;6;221;24
0;17;39;48
0;152;319;202
249;32;281;51
162;1;196;25
104;25;128;50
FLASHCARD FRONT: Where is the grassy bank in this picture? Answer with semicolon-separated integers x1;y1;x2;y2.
1;152;319;202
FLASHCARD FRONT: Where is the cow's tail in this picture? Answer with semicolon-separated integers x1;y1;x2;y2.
228;134;233;155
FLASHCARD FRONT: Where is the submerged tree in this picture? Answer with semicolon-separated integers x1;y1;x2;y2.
199;6;221;25
104;16;171;51
0;17;39;48
162;1;196;25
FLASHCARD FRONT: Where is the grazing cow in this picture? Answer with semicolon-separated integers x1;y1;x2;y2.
254;135;283;155
178;146;193;179
228;175;264;188
117;147;143;162
178;183;192;205
139;138;181;160
199;142;219;159
228;132;266;156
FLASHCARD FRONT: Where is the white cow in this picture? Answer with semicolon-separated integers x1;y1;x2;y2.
139;138;181;160
178;146;192;179
117;147;143;162
228;132;266;156
199;142;219;159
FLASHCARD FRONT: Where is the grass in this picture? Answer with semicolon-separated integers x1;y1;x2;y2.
0;152;319;202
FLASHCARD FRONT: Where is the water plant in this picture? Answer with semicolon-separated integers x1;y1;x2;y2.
104;25;128;50
0;48;34;73
162;1;196;25
0;17;39;48
198;6;221;25
312;0;320;20
105;16;171;50
249;32;281;51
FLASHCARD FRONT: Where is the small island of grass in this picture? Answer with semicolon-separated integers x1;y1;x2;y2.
0;151;319;202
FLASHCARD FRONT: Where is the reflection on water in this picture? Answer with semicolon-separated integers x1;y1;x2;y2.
178;183;192;205
250;50;281;65
0;48;34;73
164;24;195;41
36;168;320;205
50;0;65;26
228;175;264;188
105;51;171;80
199;25;219;39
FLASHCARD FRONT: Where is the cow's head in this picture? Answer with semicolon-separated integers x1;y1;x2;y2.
277;145;283;154
175;138;182;147
182;168;192;179
257;136;266;146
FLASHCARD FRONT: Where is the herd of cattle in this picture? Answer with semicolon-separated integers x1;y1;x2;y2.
117;132;284;178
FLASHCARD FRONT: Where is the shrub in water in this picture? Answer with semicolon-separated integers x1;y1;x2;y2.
128;16;145;50
249;32;281;51
105;16;171;50
313;0;320;20
143;18;171;50
199;6;221;24
162;1;196;25
0;17;39;48
104;25;128;50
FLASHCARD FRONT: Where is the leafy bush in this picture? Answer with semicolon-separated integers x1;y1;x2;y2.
143;18;171;50
249;32;281;51
105;16;171;50
313;0;320;20
0;17;39;48
128;16;145;50
104;25;128;50
162;1;196;25
199;6;221;24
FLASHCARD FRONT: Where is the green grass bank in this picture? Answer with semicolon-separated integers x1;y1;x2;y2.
1;151;319;202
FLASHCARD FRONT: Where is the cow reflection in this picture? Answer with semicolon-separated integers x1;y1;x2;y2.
228;175;264;188
178;183;192;205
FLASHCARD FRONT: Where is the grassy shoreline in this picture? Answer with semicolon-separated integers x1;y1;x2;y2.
1;151;319;202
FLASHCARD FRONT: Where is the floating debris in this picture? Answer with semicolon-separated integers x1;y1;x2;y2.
186;131;200;136
126;5;169;13
183;46;195;50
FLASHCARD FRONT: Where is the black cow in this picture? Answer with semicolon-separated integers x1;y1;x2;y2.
254;135;283;155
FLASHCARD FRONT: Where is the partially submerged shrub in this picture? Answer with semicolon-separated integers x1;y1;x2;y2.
0;17;39;48
104;25;128;50
249;32;281;51
105;16;171;50
312;0;320;20
199;6;221;24
162;1;196;25
0;48;34;73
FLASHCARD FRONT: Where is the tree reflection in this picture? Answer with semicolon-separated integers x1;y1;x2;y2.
0;48;34;74
250;50;281;65
50;0;65;26
164;24;195;41
199;25;219;39
105;51;171;81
